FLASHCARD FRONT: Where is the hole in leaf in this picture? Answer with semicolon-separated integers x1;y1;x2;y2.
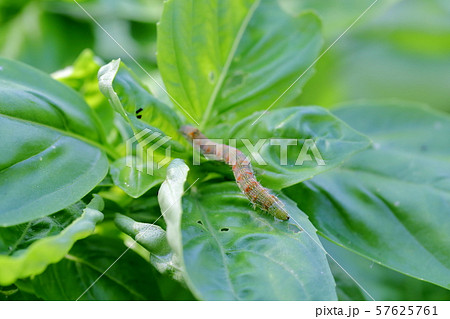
208;71;215;83
288;224;302;233
221;71;248;98
197;220;203;225
227;71;246;88
220;227;229;232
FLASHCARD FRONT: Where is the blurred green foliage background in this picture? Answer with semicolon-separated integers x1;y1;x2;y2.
1;0;449;300
1;0;449;113
0;0;162;72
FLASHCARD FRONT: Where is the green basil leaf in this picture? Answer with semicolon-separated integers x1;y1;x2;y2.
331;260;366;301
28;235;162;300
112;61;183;141
98;59;132;119
0;195;104;285
124;191;164;224
110;156;166;198
323;240;367;301
98;59;183;143
226;106;371;189
157;0;322;128
114;213;177;277
183;182;336;300
0;58;109;226
157;158;189;267
322;238;450;301
98;59;185;198
285;101;450;290
54;49;115;139
158;159;336;300
98;55;185;197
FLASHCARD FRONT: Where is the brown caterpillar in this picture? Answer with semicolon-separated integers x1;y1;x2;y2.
180;126;289;221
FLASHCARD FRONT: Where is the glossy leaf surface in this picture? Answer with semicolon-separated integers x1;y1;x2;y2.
0;58;109;226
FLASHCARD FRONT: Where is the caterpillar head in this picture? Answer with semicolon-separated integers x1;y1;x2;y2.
268;199;290;221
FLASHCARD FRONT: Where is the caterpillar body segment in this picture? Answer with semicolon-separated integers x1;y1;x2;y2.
180;125;289;221
267;197;289;221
